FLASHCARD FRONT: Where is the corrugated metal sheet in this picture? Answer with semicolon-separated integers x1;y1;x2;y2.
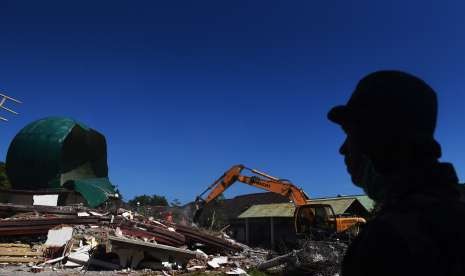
71;178;118;208
308;198;357;215
238;203;294;218
237;197;364;218
354;195;375;211
311;195;375;212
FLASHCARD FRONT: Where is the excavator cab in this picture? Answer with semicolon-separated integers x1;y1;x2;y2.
294;204;337;236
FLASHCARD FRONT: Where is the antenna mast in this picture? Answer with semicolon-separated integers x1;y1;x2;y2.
0;92;22;121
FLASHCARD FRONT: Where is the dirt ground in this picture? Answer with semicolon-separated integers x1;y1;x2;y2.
0;266;278;276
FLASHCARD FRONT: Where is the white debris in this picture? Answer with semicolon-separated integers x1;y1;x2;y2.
187;265;206;272
45;226;73;247
312;253;325;262
77;212;90;217
226;267;248;275
115;227;123;237
162;261;177;269
89;211;105;216
208;256;228;268
122;211;134;220
207;261;220;269
195;249;208;260
32;194;58;206
65;245;91;267
152;220;168;228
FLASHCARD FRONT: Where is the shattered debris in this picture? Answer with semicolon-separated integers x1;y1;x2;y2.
0;204;275;275
257;240;347;275
0;201;350;275
207;256;228;268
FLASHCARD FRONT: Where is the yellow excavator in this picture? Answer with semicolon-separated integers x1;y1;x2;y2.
193;164;366;238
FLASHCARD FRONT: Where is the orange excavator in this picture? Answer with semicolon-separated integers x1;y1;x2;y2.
193;164;366;238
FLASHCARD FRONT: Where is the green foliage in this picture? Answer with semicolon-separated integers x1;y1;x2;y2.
127;194;168;207
0;162;11;190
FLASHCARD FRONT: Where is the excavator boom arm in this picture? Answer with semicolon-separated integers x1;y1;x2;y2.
196;164;309;211
194;164;366;236
236;175;309;205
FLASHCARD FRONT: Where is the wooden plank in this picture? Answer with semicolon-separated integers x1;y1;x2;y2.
0;257;43;263
0;243;30;248
0;250;42;256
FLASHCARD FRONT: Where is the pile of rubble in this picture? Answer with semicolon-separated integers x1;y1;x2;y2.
0;203;269;275
259;241;347;276
0;203;347;275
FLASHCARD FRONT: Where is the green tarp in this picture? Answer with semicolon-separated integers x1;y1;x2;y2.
71;178;118;208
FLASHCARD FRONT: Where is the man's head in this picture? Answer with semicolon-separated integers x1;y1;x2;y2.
328;71;440;199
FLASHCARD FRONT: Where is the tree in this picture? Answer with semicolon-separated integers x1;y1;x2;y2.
0;162;11;190
127;194;169;207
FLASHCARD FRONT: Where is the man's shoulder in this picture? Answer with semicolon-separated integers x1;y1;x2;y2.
378;194;465;231
342;216;415;276
367;194;465;257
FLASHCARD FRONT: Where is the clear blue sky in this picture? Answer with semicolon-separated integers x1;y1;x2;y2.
1;1;464;204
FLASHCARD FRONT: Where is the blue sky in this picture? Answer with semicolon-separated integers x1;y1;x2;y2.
1;1;464;204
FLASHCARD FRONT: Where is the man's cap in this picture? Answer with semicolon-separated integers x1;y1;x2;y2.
328;70;438;137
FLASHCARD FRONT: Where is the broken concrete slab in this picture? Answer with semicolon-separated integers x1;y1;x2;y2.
45;226;73;247
207;256;228;268
226;267;248;275
172;224;241;253
111;248;144;268
195;249;208;260
67;256;120;270
107;236;197;268
64;245;91;267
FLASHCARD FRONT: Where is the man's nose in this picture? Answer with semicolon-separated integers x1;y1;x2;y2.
339;138;348;155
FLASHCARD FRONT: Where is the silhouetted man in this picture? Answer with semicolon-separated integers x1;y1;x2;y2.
328;71;465;276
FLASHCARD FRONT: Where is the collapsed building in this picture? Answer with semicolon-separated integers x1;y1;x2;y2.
0;117;367;275
1;117;119;208
232;195;373;249
195;192;373;249
0;117;271;275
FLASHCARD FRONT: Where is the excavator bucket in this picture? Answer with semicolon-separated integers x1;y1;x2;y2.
192;197;205;223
